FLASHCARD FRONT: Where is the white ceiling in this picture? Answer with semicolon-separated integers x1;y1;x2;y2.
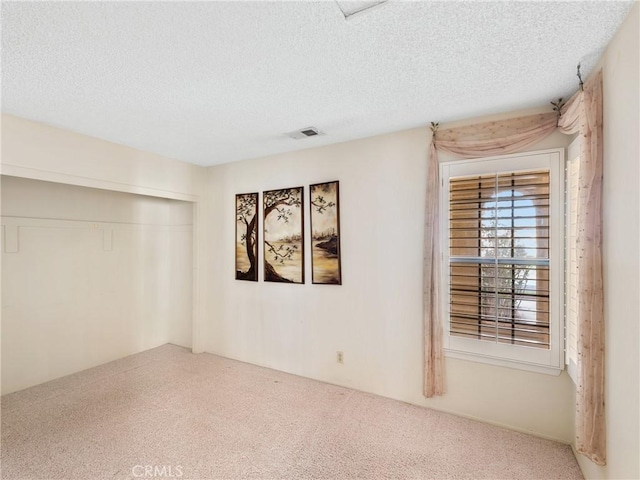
1;1;634;166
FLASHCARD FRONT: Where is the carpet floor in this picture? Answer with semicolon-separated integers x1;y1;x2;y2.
1;344;583;480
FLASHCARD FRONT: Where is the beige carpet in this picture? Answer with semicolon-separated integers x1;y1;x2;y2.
1;344;583;480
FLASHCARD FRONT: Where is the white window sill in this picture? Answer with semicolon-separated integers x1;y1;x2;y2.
444;348;564;376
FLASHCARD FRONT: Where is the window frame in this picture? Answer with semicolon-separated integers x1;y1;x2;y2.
440;148;565;375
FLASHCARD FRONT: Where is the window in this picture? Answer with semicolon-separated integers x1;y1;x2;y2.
565;139;580;382
441;150;564;374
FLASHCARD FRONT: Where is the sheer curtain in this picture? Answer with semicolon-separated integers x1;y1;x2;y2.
422;111;558;398
424;70;605;464
558;70;605;466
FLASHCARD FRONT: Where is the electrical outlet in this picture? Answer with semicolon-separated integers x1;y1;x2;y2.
337;351;344;364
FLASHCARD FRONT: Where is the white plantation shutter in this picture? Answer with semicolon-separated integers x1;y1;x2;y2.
448;171;551;348
441;150;564;374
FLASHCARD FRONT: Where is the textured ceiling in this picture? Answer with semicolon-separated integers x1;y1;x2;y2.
1;1;634;166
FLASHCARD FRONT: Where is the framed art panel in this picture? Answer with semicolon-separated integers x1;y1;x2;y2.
310;181;341;285
263;187;304;284
235;192;259;281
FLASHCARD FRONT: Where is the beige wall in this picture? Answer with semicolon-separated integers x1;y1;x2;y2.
0;116;204;394
204;121;575;442
575;4;640;479
0;114;202;201
1;177;194;394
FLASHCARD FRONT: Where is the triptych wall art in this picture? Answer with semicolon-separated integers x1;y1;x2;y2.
235;181;341;285
235;193;259;281
263;187;304;284
309;181;341;285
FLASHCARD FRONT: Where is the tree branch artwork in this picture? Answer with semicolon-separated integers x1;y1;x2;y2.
263;187;304;283
235;193;259;281
310;181;341;285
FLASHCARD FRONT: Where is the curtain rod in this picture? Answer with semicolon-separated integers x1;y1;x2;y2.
551;98;565;126
577;63;584;91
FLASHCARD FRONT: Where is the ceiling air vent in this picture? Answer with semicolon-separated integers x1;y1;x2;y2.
286;127;325;140
335;1;388;20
